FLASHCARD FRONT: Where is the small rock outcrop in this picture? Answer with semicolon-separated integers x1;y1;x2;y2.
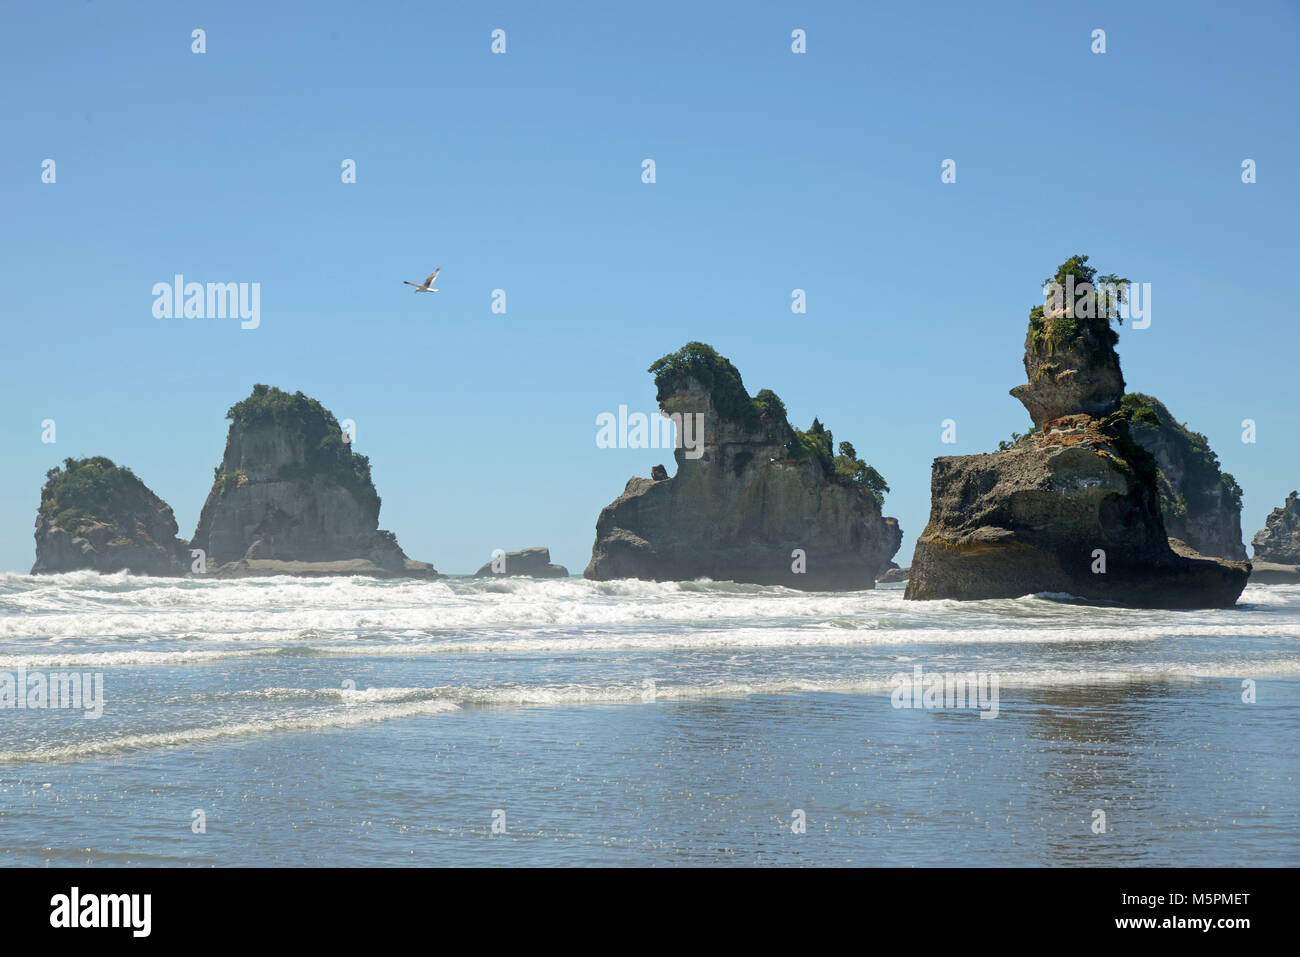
1253;492;1300;563
191;385;438;578
585;342;900;590
32;457;189;576
473;546;569;578
907;256;1249;608
1250;492;1300;582
1122;394;1246;561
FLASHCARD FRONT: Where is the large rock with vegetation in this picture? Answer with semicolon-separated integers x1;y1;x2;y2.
190;385;438;578
1250;492;1300;582
32;457;189;575
584;342;900;590
1009;257;1128;428
907;257;1249;608
1121;394;1246;560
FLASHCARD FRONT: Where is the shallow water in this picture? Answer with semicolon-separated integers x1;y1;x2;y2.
1;573;1296;865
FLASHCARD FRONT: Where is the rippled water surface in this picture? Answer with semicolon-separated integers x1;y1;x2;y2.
1;572;1296;865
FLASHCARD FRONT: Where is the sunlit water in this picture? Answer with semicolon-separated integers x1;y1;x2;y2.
1;572;1296;866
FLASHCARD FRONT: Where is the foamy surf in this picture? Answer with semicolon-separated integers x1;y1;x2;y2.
0;697;460;764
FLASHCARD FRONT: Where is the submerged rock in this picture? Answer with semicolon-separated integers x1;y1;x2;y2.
1122;394;1246;561
472;546;569;578
32;457;189;576
584;342;900;590
907;257;1248;608
190;385;439;578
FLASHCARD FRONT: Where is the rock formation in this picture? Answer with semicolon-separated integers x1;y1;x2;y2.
473;546;569;578
906;256;1249;608
1122;394;1246;561
1250;492;1300;582
191;385;439;578
584;342;900;590
32;457;189;576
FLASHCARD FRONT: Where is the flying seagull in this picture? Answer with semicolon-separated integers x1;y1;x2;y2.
403;267;440;293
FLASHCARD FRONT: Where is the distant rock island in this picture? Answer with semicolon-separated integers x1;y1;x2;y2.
585;342;901;590
473;546;569;579
32;457;190;576
906;256;1249;608
1250;491;1300;583
32;385;439;579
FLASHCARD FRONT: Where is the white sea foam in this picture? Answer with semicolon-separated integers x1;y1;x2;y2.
0;697;460;764
1;575;1296;768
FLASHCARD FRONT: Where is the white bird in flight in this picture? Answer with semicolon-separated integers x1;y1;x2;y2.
403;267;440;293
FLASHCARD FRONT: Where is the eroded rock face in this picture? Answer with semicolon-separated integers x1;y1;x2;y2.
1125;394;1246;561
905;416;1248;607
1253;492;1300;564
32;457;188;576
1009;315;1125;428
585;345;900;590
907;259;1248;608
473;547;569;578
190;386;438;578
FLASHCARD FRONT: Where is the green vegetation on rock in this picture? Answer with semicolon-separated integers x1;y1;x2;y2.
1120;392;1243;513
226;384;379;512
648;342;759;423
1027;254;1130;358
40;457;146;530
648;342;889;503
1119;393;1162;428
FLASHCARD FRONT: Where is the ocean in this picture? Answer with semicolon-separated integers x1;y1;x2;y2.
1;572;1296;867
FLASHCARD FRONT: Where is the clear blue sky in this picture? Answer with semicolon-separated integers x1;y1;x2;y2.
3;1;1297;574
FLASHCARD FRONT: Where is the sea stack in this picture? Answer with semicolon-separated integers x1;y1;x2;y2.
906;256;1249;608
190;385;439;578
473;547;569;578
32;457;189;576
1122;393;1246;561
1250;492;1300;583
585;342;900;590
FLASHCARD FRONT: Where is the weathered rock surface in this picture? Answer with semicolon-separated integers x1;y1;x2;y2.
907;257;1248;608
1009;278;1125;429
473;547;569;578
1252;491;1300;564
1250;492;1300;582
585;343;900;590
877;566;911;583
190;385;439;578
907;417;1248;607
32;457;189;576
1124;394;1246;561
